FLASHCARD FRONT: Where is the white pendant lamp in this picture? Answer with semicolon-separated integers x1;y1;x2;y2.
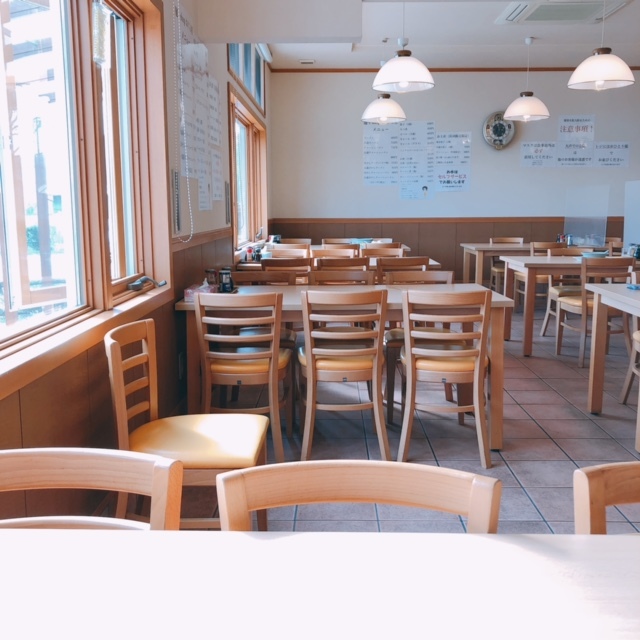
372;5;434;94
568;47;634;90
568;0;634;90
504;37;550;122
361;93;406;124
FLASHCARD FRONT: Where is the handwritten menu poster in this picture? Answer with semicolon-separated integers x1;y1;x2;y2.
398;121;436;199
363;122;471;197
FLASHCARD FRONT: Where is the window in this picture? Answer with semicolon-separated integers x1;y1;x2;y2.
0;0;166;349
229;88;266;249
228;43;266;113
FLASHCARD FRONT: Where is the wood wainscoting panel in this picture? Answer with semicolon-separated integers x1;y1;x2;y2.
0;393;25;519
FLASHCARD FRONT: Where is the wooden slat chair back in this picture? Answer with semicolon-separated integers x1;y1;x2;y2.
489;236;525;292
261;257;313;283
311;248;358;261
0;448;183;530
269;247;310;259
105;319;269;529
363;242;403;249
556;256;635;367
308;270;375;285
217;460;502;533
322;238;356;245
397;289;493;468
298;289;390;461
315;257;368;271
361;247;404;259
318;243;361;254
195;291;292;463
376;256;432;283
386;270;454;284
279;238;312;245
574;461;640;534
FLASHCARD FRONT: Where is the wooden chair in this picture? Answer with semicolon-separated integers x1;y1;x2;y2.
298;289;390;461
539;246;585;337
195;291;293;463
376;256;432;283
322;237;356;245
383;270;455;424
574;461;640;534
261;257;313;283
514;241;566;312
279;238;312;245
318;242;361;254
608;240;625;256
269;247;310;259
308;270;374;285
363;241;403;249
397;289;493;469
217;459;502;533
0;448;183;530
105;319;269;529
316;257;368;271
489;236;524;292
619;329;640;452
361;246;404;259
310;248;358;261
556;256;634;367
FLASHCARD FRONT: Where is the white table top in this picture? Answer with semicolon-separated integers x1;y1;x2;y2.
586;282;640;313
461;242;531;252
500;255;584;268
1;530;638;639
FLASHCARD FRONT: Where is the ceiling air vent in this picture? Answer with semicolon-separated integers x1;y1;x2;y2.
496;0;631;24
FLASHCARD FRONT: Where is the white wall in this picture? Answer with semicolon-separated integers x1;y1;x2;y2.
269;69;640;219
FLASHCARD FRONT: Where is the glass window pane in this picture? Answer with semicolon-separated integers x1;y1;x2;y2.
254;48;263;108
229;43;240;77
234;118;249;246
243;43;252;84
0;0;84;339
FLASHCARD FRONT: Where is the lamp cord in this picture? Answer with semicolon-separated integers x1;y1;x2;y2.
601;0;606;48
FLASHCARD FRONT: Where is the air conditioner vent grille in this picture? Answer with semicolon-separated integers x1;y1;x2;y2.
496;1;631;24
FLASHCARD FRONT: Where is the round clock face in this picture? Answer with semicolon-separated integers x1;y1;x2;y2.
483;112;516;150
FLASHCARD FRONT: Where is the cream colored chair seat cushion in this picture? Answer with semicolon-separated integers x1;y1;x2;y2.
208;348;291;374
559;295;594;310
298;344;375;371
401;344;489;373
548;285;582;297
130;414;269;468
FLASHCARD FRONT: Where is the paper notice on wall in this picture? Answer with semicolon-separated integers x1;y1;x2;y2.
363;123;400;185
398;121;436;199
521;142;557;167
594;142;630;167
435;132;471;191
556;141;595;167
558;114;595;141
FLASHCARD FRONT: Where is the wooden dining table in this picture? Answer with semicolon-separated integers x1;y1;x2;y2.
460;242;531;285
176;283;513;450
2;529;639;638
501;254;585;356
586;283;640;426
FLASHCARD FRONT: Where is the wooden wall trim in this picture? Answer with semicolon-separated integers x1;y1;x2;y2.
270;216;623;225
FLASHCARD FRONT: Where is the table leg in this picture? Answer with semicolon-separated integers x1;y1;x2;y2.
474;251;485;285
522;268;536;357
503;264;515;340
185;317;201;414
463;249;472;284
489;307;505;450
587;293;608;414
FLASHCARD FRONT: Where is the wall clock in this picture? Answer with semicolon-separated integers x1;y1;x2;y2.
483;112;516;150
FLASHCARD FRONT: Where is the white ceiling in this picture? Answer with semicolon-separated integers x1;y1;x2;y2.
265;0;640;70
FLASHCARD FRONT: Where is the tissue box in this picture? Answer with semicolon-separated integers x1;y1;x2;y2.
184;282;217;302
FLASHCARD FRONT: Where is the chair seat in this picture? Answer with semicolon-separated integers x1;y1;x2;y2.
209;349;291;374
130;414;269;469
297;345;374;371
401;345;489;373
549;285;582;297
559;295;594;310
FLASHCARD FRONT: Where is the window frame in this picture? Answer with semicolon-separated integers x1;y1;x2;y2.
0;0;170;372
227;43;266;115
229;85;267;251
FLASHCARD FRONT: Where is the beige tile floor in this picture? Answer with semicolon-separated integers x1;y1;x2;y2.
193;308;640;533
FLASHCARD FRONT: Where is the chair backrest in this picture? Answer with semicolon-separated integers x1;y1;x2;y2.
194;291;283;412
608;240;625;256
361;247;404;258
316;257;368;271
386;270;454;284
269;247;310;259
322;238;355;245
232;270;296;286
308;270;375;285
279;238;312;245
401;289;491;387
311;248;358;260
318;242;361;253
605;236;622;243
581;256;634;287
261;257;313;282
0;447;183;530
490;236;524;245
376;256;431;282
300;288;387;379
531;241;567;255
217;459;502;533
104;318;159;450
548;247;586;257
574;461;640;534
